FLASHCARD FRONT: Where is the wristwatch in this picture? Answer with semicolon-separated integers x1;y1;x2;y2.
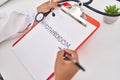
35;12;44;22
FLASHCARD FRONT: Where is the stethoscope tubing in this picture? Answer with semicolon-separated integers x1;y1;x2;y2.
59;0;120;17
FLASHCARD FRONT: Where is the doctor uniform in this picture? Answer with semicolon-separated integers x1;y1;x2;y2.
0;8;37;43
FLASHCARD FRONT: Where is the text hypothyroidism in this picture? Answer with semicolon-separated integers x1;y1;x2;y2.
42;22;71;48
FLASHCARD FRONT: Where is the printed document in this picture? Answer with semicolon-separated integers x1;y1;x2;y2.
12;9;97;80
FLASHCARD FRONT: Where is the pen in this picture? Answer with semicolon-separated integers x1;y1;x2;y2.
64;52;85;72
0;73;4;80
58;47;85;72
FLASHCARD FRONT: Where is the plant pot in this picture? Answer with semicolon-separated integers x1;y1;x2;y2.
103;16;119;24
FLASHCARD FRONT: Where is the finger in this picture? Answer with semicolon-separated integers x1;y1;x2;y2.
64;49;78;61
56;50;65;64
53;0;61;2
51;2;59;8
49;0;61;8
64;49;77;55
57;50;64;59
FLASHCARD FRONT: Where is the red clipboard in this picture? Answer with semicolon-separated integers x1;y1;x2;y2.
12;13;100;47
46;11;100;80
12;3;100;80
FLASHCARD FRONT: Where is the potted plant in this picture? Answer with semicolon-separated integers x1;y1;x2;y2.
103;5;120;24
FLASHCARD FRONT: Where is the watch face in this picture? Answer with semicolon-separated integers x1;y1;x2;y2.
35;12;44;22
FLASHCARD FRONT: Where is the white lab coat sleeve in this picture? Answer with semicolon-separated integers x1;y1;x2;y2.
0;8;37;43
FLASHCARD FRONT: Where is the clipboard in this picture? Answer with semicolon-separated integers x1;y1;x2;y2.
11;4;100;80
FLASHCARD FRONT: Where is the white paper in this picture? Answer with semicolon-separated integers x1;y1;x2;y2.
12;9;96;80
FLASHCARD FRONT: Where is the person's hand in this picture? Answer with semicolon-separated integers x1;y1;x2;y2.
54;49;79;80
37;0;61;13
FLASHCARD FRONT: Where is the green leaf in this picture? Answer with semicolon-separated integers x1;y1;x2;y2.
104;4;120;14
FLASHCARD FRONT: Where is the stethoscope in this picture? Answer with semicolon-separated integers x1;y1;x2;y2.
57;0;120;17
35;0;120;22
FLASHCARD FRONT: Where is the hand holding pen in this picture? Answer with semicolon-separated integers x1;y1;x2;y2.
54;49;85;80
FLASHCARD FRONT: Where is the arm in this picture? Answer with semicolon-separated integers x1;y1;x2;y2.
0;0;60;43
54;49;79;80
37;0;60;13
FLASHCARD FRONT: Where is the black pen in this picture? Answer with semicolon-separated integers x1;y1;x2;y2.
58;47;85;72
64;53;85;72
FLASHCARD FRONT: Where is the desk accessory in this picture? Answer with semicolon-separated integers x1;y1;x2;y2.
103;5;120;24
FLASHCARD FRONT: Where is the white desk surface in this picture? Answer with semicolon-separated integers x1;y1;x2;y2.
0;0;120;80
